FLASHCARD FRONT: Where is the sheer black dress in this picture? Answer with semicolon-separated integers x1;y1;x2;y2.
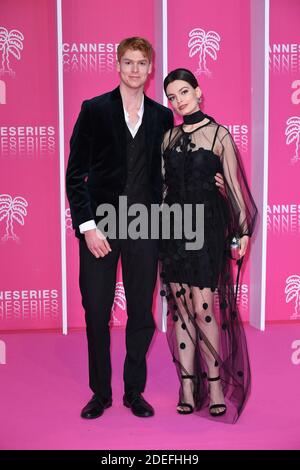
159;113;257;423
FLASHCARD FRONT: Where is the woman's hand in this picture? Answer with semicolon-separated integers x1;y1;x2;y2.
214;172;225;196
239;235;249;258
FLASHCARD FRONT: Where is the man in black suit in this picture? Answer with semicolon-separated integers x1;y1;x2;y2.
66;37;173;419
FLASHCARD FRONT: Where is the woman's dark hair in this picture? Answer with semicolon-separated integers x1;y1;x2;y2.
163;68;199;93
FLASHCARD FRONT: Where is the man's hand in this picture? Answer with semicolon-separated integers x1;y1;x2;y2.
84;228;111;258
214;172;225;196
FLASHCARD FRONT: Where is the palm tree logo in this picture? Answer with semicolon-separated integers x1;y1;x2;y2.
110;281;126;326
285;275;300;320
285;116;300;164
0;27;24;77
188;28;220;76
0;194;28;241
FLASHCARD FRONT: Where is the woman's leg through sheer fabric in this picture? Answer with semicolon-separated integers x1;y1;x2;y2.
169;283;226;415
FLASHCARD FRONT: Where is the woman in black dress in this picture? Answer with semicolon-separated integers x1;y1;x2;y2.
160;69;257;423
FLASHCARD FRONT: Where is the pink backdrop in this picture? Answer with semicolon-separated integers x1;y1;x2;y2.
0;0;61;329
168;0;252;321
62;0;156;328
1;0;299;330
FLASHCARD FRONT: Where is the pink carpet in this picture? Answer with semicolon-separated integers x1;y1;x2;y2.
0;323;299;450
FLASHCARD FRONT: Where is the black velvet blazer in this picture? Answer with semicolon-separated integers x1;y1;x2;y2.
66;86;173;237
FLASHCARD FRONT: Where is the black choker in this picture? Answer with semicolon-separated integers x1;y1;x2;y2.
183;110;206;125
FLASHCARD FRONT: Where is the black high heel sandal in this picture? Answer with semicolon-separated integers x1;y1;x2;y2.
177;375;195;415
208;376;227;417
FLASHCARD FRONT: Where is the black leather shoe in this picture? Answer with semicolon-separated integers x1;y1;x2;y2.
81;395;112;419
123;393;154;417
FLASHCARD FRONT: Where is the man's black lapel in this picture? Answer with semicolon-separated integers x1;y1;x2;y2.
110;86;127;170
144;94;157;174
